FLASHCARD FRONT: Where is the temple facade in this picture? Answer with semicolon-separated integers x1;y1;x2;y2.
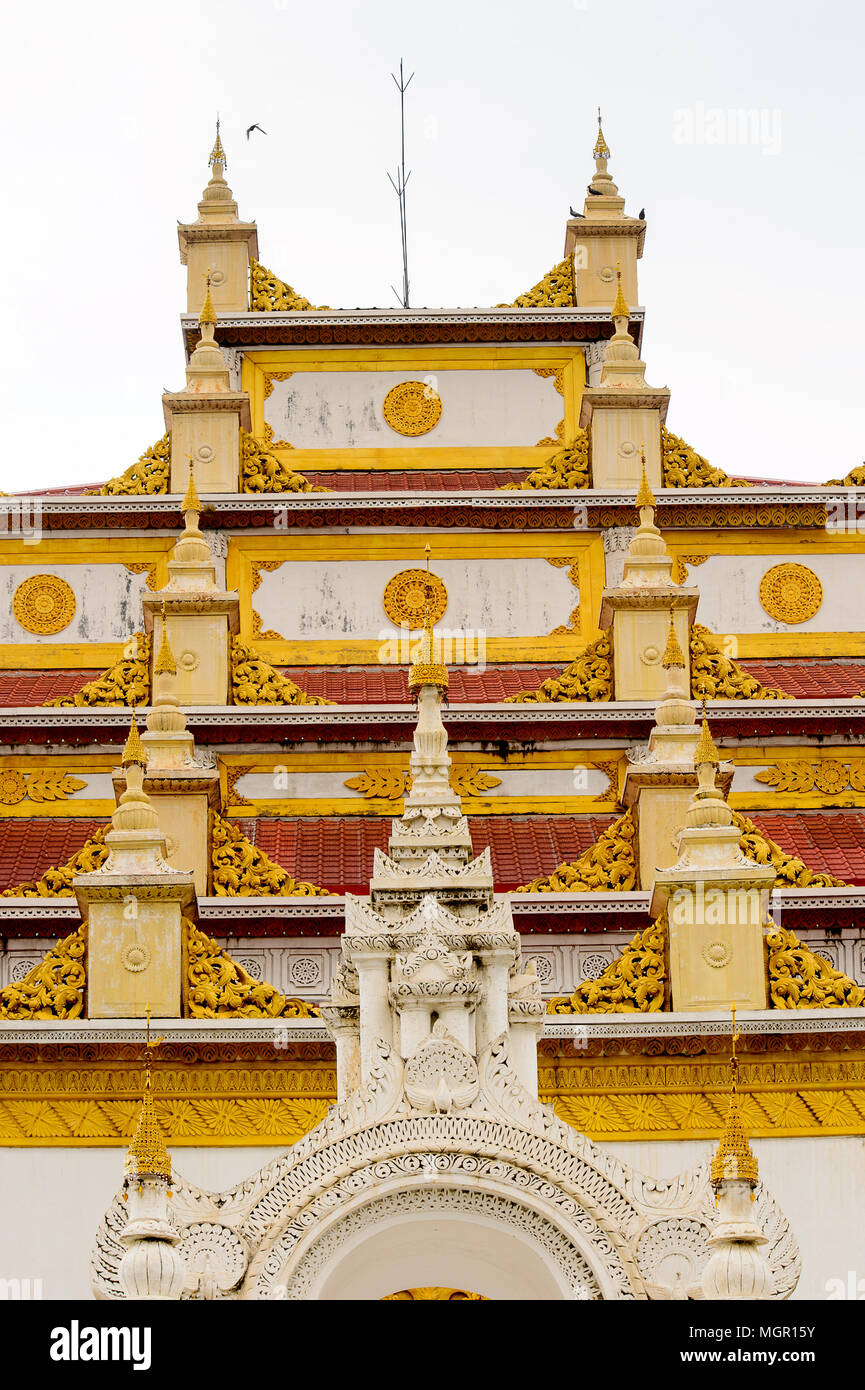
0;120;863;1301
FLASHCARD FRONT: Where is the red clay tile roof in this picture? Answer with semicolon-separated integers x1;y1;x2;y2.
0;818;108;892
4;661;862;709
276;665;564;704
740;661;865;699
0;671;102;707
302;469;531;492
4;811;862;897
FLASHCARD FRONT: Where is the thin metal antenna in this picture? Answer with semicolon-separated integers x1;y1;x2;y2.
387;58;414;308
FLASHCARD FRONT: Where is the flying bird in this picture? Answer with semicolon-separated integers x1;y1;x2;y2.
246;123;267;140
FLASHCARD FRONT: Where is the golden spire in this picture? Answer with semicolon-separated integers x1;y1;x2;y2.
182;461;202;517
635;451;655;509
199;268;218;328
710;1004;759;1192
611;263;629;320
408;544;449;696
154;604;177;677
593;107;610;160
661;610;685;669
122;711;148;769
694;707;721;767
125;1005;172;1184
208;116;226;170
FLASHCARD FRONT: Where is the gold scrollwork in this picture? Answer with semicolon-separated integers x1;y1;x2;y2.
184;920;321;1017
240;430;329;494
547;911;666;1013
382;1289;488;1301
86;434;171;496
12;576;76;636
383;569;448;628
502;254;576;309
515;807;637;893
230;637;333;706
500;433;590;491
382;381;442;437
689;625;792;701
766;923;865;1008
249;260;329;313
0;926;86;1020
661;426;752;489
505;633;612;703
210;810;331;896
46;633;151;708
731;811;848;888
758;563;823;625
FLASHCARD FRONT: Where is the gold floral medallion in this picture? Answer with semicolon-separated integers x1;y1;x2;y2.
382;380;442;437
758;563;822;625
383;569;448;628
12;575;77;636
0;770;27;805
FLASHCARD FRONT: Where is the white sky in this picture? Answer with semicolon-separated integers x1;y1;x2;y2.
0;0;862;490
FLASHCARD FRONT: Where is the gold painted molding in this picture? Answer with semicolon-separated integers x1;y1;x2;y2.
0;1043;863;1145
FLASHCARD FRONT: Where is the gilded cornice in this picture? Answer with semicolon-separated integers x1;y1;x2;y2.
1;1040;863;1144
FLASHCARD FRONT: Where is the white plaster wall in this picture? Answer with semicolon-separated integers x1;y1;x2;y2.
233;766;609;803
1;1135;860;1300
264;369;562;448
693;553;863;633
0;565;147;644
603;1135;865;1301
255;557;577;641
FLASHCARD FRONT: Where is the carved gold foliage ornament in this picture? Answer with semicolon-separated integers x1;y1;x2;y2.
184;920;320;1017
515;808;636;893
249;259;329;312
731;812;848;888
1;827;108;897
825;464;865;486
0;769;86;805
123;561;159;590
383;569;448;628
503;254;576;309
505;633;612;703
46;633;151;708
544;556;581;635
689;625;792;701
755;760;865;795
766;923;865;1008
230;637;333;706
344;769;411;801
758;563;823;625
661;427;752;490
210;811;331;897
250;559;285;640
547;912;666;1013
501;433;590;491
344;765;502;802
672;553;709;585
382;381;443;437
12;575;77;636
240;431;329;494
0;926;86;1020
224;765;256;808
87;434;171;497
